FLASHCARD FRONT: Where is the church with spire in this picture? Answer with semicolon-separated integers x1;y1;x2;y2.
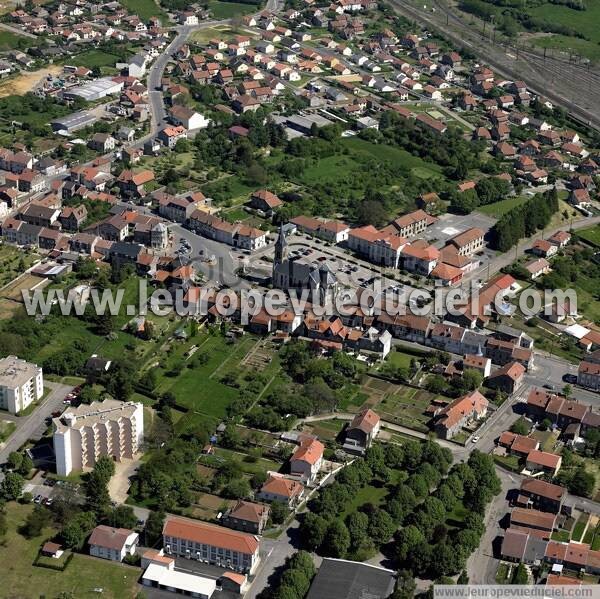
272;224;338;305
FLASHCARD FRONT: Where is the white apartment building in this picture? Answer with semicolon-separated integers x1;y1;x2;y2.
53;399;143;476
0;355;43;414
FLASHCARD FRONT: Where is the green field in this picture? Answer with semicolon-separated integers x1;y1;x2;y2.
577;225;600;247
342;137;443;179
532;34;600;61
119;0;167;20
209;0;258;18
0;30;27;51
477;196;528;218
528;1;600;46
0;503;139;598
72;50;121;69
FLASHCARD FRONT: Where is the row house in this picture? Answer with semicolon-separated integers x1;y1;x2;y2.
163;516;260;574
187;210;267;251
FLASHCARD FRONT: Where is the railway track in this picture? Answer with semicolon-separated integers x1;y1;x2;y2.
390;0;600;130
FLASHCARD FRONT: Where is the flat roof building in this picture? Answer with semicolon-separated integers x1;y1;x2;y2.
53;399;143;476
0;355;43;414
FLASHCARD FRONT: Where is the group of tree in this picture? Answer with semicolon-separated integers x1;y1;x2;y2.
299;441;453;561
490;188;559;251
256;551;316;599
243;342;360;432
448;178;511;214
554;450;596;498
378;110;487;180
394;451;500;579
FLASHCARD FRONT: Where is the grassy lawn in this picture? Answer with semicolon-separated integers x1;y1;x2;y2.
495;562;511;584
577;225;600;248
71;50;121;69
155;333;261;418
493;454;521;472
362;376;438;434
0;30;28;51
0;503;139;598
301;418;347;441
209;0;257;18
0;246;39;289
572;512;589;542
528;0;600;46
341;137;443;179
531;34;600;61
551;529;571;542
477;196;529;218
203;447;281;478
380;349;416;371
119;0;167;20
0;419;16;442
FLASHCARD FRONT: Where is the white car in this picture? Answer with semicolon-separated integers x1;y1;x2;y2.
471;436;480;443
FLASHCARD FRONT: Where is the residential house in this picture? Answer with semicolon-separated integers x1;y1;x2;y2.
343;408;380;455
290;437;324;483
89;526;138;562
518;478;566;514
59;205;87;231
486;361;526;394
578;361;600;391
222;500;270;535
257;475;304;507
434;390;488;439
525;450;562;476
117;169;155;199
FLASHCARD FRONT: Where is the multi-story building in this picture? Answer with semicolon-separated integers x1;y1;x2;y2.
53;400;143;476
446;227;485;256
0;355;43;414
390;209;429;237
222;500;270;535
578;360;600;391
163;515;260;574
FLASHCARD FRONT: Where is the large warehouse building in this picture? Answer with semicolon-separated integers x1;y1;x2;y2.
62;77;123;102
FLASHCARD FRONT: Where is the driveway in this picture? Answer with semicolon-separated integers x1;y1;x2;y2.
107;456;142;504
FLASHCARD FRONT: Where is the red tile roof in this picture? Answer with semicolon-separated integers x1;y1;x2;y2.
163;516;259;555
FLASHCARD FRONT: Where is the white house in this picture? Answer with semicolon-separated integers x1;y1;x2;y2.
89;526;139;562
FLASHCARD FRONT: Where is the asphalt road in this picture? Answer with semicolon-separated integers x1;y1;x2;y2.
466;466;516;583
0;381;73;467
246;520;300;599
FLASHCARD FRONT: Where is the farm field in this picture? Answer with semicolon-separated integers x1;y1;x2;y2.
209;0;257;18
358;376;438;433
0;503;139;598
119;0;167;21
